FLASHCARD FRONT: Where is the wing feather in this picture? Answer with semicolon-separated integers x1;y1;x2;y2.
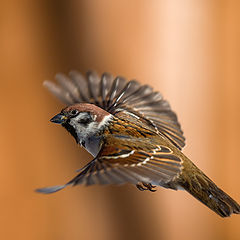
44;71;185;149
36;138;183;194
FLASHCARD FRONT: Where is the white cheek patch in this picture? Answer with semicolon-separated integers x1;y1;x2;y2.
69;115;89;138
86;122;99;134
69;113;112;140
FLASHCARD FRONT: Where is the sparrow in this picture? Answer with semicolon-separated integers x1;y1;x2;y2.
37;70;240;218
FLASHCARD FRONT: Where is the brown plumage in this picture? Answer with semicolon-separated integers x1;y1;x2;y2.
37;70;240;217
178;158;240;217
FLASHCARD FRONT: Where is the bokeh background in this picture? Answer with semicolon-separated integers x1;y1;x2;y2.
1;1;240;240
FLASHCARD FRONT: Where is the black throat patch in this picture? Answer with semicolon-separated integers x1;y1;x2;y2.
62;121;79;144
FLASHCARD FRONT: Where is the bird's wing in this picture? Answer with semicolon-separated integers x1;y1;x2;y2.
36;136;183;194
44;71;185;149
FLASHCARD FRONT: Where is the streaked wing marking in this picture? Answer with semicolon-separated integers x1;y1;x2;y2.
36;144;182;194
101;150;135;160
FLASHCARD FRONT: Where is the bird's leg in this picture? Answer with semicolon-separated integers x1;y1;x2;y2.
136;182;157;192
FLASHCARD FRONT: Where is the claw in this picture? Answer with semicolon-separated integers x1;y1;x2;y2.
136;183;148;191
136;182;157;192
143;182;157;192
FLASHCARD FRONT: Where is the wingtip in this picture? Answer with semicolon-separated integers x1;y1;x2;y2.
35;184;67;194
43;80;53;88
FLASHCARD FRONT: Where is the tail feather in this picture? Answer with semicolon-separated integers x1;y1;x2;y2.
179;167;240;217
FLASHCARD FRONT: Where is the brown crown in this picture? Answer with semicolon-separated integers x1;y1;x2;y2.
63;103;110;122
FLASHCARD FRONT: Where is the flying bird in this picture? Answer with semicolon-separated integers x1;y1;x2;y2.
37;70;240;217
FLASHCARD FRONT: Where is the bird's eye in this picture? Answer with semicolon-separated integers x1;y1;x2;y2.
69;109;79;116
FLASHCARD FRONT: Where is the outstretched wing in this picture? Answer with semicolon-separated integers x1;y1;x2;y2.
36;136;183;194
44;71;185;149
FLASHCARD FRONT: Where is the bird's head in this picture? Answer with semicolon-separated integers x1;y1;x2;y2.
50;103;112;144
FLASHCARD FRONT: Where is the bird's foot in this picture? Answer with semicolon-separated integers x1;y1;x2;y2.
136;182;157;192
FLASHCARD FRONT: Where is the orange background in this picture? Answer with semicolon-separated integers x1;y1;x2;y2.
1;1;239;240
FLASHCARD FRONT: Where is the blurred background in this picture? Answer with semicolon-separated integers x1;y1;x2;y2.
1;0;239;239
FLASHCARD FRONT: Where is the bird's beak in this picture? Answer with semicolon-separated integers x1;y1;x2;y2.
50;113;67;124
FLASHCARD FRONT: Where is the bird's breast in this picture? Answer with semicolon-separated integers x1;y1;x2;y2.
83;136;102;157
